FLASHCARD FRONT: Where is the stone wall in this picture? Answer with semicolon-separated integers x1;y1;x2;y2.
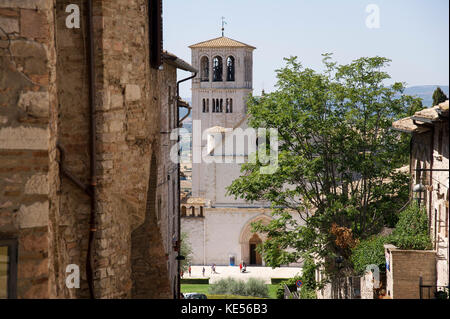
429;120;449;288
1;0;178;299
0;0;57;298
410;112;449;290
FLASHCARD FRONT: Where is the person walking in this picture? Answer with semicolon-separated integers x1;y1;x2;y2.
239;262;243;273
188;264;191;277
202;267;205;277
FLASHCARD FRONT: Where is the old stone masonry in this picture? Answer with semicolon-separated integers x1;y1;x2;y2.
0;0;196;299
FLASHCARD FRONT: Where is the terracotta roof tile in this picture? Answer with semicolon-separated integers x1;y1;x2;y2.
189;36;256;49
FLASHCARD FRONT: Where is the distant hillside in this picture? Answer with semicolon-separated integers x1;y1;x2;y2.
178;86;449;121
404;85;449;106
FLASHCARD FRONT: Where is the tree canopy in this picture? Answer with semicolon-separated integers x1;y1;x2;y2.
227;54;418;276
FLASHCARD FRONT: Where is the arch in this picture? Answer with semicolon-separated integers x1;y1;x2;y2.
181;206;187;216
213;56;223;82
239;214;272;265
200;56;209;82
226;56;235;81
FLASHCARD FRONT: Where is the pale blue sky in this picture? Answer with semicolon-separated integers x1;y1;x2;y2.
164;0;449;98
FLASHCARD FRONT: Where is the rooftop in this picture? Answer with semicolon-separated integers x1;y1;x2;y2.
392;100;449;133
189;36;256;50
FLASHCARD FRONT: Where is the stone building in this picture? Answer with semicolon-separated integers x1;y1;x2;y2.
182;35;303;267
0;0;195;299
391;100;449;297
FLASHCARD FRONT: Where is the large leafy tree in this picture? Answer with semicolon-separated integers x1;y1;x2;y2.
227;55;415;277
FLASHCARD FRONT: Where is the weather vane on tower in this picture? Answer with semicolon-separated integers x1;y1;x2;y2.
221;17;227;36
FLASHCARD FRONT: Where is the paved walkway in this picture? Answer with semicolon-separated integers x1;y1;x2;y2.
185;265;302;284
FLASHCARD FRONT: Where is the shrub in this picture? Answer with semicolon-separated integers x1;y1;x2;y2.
299;286;317;299
389;203;432;250
208;278;269;298
351;235;391;275
245;278;269;298
351;203;432;275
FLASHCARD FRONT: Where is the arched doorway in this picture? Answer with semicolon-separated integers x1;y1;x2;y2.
239;214;272;266
249;234;262;265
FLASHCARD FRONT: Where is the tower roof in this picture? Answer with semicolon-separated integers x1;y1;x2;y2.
189;36;256;50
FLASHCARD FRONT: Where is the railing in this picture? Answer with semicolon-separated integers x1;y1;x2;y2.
283;284;300;299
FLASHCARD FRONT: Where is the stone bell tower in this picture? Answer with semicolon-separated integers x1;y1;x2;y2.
189;36;256;198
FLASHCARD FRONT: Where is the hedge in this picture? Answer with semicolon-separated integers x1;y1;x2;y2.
180;278;210;284
270;278;291;285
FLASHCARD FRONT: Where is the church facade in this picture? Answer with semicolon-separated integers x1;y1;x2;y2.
181;36;301;266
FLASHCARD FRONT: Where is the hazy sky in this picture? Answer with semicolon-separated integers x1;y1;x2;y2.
164;0;449;98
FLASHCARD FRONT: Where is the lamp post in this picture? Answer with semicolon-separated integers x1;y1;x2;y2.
412;183;426;208
335;256;344;299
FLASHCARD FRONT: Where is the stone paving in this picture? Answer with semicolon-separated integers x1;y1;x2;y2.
186;265;302;284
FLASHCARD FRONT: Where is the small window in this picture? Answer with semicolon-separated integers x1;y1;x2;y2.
213;56;223;82
226;56;235;81
206;99;209;112
200;56;209;82
219;99;223;113
212;99;216;113
0;239;17;299
202;99;206;113
229;99;233;113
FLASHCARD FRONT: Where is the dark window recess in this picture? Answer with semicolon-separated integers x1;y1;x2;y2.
227;56;235;81
200;57;209;82
149;0;163;69
0;239;17;299
226;99;233;113
213;57;223;82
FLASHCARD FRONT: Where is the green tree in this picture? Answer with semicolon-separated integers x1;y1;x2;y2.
180;232;193;272
432;86;448;106
227;54;412;277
